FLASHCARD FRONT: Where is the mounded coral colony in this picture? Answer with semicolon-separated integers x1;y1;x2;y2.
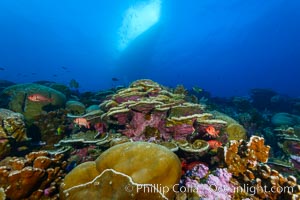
60;142;181;200
0;79;299;199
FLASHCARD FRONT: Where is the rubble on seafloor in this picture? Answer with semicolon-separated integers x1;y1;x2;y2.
0;79;300;199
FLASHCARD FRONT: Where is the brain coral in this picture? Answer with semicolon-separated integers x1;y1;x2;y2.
60;142;182;200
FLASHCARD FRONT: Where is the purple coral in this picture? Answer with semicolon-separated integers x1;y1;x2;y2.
216;168;234;190
185;179;232;200
191;163;209;179
183;164;234;200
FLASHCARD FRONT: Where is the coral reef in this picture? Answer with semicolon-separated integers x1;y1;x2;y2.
0;151;67;199
32;109;70;149
222;136;270;176
238;164;300;200
2;79;300;199
60;142;182;199
176;139;210;160
271;113;300;180
182;164;237;199
250;88;277;110
211;110;247;141
219;136;300;199
0;108;29;159
1;83;66;121
34;81;72;98
65;100;86;115
68;145;102;167
62;168;168;200
0;187;5;200
100;79;227;145
271;112;300;127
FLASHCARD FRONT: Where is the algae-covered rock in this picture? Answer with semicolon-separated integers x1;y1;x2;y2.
2;83;66;121
60;142;182;200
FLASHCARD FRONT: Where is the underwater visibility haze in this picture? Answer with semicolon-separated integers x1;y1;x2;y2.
1;1;300;200
0;0;299;97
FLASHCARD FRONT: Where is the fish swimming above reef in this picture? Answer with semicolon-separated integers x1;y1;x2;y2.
0;67;5;71
74;117;90;129
205;126;219;138
28;94;53;103
112;77;119;81
192;86;203;93
207;140;222;149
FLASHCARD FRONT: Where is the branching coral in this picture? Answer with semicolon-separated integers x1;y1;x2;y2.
220;136;300;199
223;136;270;176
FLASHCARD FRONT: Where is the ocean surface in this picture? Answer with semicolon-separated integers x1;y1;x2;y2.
0;0;299;97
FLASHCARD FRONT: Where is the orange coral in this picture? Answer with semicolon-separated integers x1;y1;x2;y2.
222;136;300;199
224;136;270;176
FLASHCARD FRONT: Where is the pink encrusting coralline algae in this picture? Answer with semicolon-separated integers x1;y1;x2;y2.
122;111;166;140
184;164;235;200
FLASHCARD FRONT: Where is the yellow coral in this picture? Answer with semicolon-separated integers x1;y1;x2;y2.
60;142;182;200
226;123;247;141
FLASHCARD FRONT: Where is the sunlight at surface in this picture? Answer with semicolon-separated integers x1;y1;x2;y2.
118;0;161;51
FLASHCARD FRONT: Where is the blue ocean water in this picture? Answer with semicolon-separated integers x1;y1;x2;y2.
0;0;299;97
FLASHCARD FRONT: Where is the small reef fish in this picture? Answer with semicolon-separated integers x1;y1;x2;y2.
207;140;222;149
56;127;63;135
0;67;5;71
28;94;53;102
74;118;90;129
30;141;47;146
192;86;203;93
112;77;119;81
205;126;219;138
